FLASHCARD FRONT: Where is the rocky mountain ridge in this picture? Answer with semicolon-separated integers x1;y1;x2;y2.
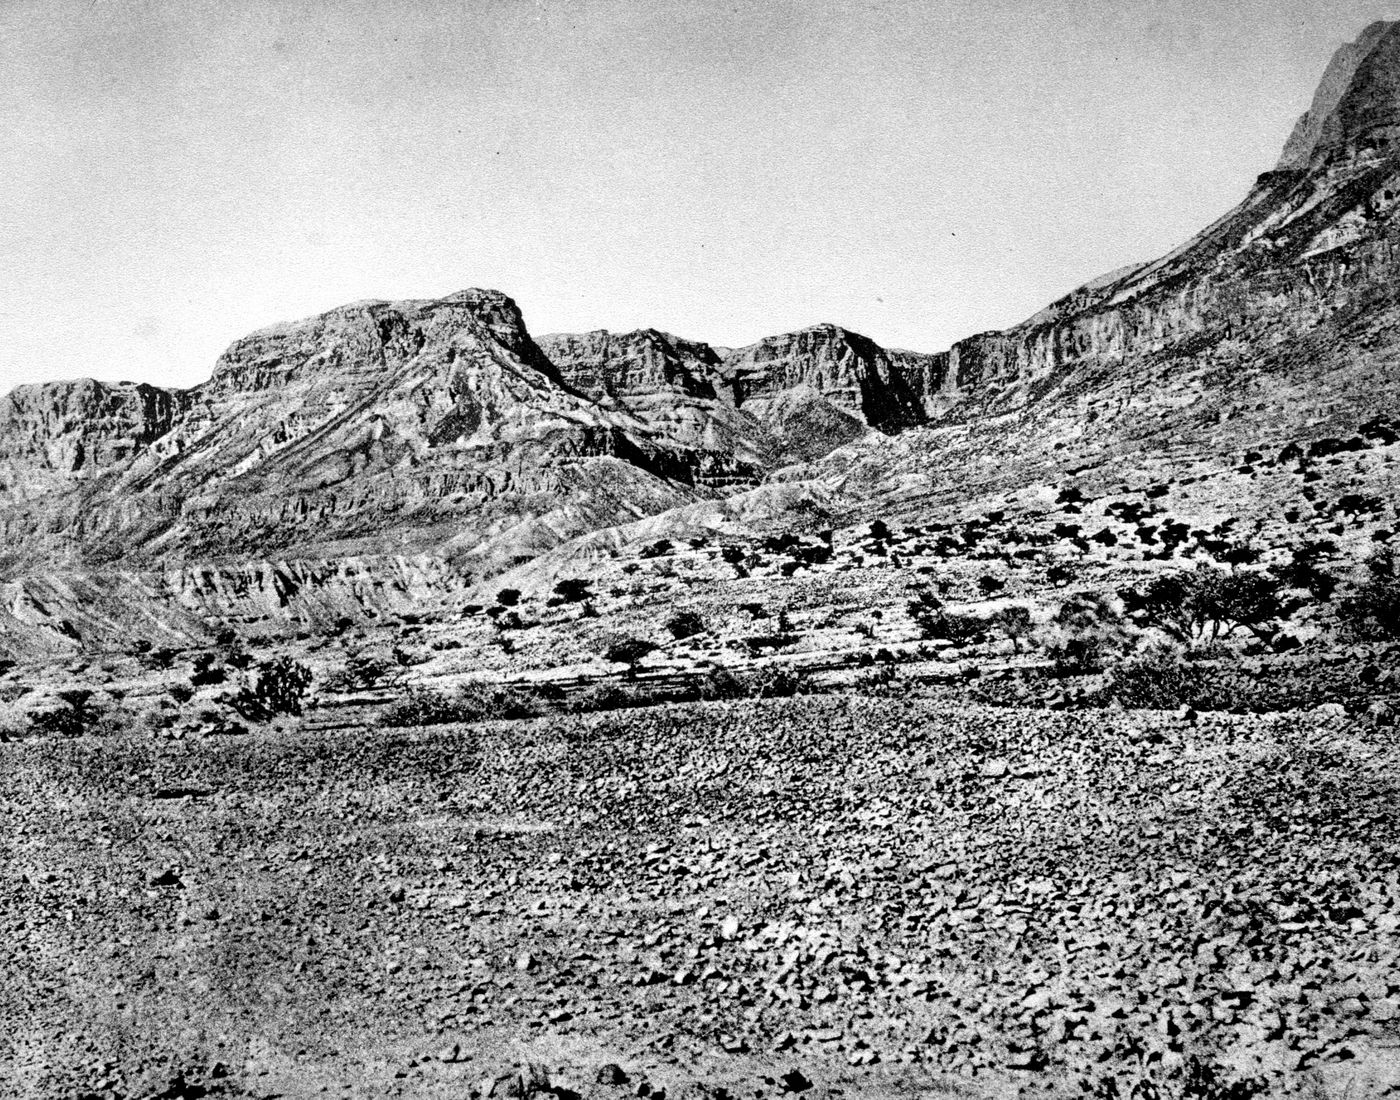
5;20;1400;656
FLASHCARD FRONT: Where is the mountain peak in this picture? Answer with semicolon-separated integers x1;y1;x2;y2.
1276;20;1400;170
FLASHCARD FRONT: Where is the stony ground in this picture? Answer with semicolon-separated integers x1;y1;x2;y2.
4;696;1399;1099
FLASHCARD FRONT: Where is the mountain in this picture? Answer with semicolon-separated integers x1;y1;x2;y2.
0;292;932;654
4;20;1400;656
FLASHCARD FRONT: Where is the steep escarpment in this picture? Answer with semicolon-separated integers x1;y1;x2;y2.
717;324;938;431
536;328;721;402
1278;21;1400;170
927;22;1400;415
0;379;189;502
0;290;711;575
6;22;1400;654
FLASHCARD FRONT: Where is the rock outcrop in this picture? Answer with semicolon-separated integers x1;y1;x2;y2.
6;21;1400;654
0;379;188;502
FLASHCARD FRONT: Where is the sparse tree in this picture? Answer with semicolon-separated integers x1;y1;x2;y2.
603;636;657;677
992;605;1034;654
553;578;593;603
1339;549;1400;639
666;610;706;640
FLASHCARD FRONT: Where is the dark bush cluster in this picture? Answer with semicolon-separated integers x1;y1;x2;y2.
1120;567;1300;647
230;658;313;722
1340;549;1400;639
381;682;544;727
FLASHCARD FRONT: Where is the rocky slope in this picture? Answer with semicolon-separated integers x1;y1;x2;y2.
6;698;1396;1097
0;379;189;501
6;21;1400;656
0;303;939;654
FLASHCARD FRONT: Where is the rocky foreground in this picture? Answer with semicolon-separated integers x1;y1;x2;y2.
3;696;1398;1099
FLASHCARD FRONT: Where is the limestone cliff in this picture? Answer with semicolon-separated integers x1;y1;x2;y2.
0;379;188;502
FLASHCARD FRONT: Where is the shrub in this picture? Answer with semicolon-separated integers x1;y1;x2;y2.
695;666;813;701
230;658;312;722
496;588;522;607
1339;549;1400;639
28;689;98;738
743;633;799;654
1276;542;1340;600
1107;642;1203;709
382;682;543;727
190;652;226;686
1121;567;1299;647
991;605;1034;653
907;592;988;644
602;636;658;672
1040;592;1131;674
168;682;196;705
321;655;393;693
977;574;1006;596
561;681;638;714
553;579;592;603
666;610;706;640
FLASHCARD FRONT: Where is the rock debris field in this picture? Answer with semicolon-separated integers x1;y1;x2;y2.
4;697;1399;1099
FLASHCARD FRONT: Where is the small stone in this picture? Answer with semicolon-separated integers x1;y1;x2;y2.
596;1063;630;1086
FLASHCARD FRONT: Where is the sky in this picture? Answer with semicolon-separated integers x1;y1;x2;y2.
1;0;1395;392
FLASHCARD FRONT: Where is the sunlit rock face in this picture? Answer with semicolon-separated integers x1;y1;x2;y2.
7;21;1400;656
0;379;189;501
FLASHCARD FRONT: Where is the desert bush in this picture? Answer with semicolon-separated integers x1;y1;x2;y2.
168;682;196;705
1121;567;1299;647
1087;1055;1268;1100
1339;549;1400;639
189;652;226;686
1275;542;1340;600
229;658;313;722
1106;642;1203;708
639;539;673;559
694;665;813;701
1040;592;1131;674
382;682;543;727
496;588;521;607
666;610;706;640
321;654;393;693
27;689;99;738
906;593;988;644
552;578;592;603
991;605;1034;653
561;680;639;714
601;636;658;675
740;666;814;699
743;633;799;655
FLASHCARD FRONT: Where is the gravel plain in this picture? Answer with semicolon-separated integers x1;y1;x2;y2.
3;696;1399;1099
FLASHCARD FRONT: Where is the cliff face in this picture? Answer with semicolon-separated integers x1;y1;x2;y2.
6;21;1400;655
716;325;938;432
1278;22;1400;170
0;379;189;502
925;24;1400;414
536;329;721;402
0;290;710;576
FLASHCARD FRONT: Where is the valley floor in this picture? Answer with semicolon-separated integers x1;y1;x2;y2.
3;697;1398;1099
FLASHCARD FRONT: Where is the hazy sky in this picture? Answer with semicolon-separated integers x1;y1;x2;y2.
1;0;1393;391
